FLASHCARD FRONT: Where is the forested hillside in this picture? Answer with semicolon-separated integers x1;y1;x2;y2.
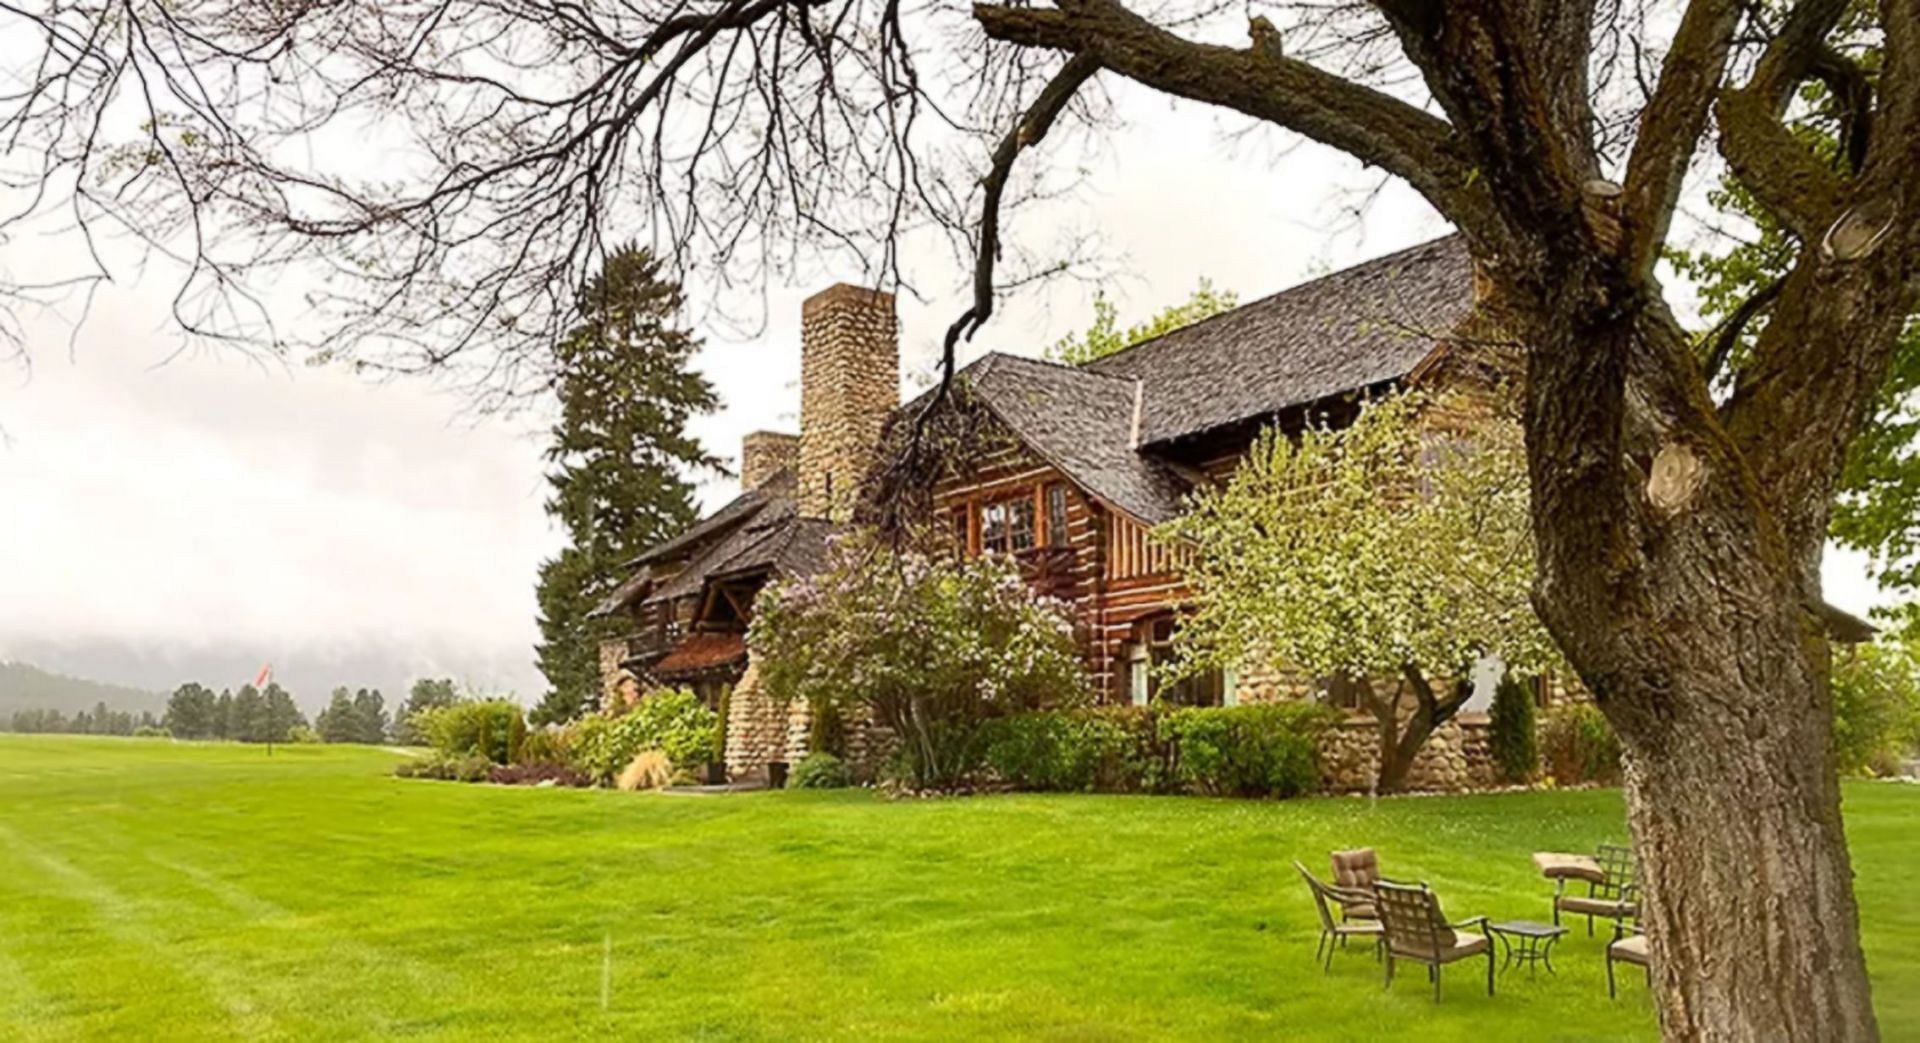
0;661;164;716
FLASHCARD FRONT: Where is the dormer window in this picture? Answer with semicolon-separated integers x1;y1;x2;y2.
981;497;1036;554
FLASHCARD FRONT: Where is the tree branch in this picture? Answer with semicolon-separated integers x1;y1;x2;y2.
971;0;1500;241
1714;0;1855;243
1620;0;1741;277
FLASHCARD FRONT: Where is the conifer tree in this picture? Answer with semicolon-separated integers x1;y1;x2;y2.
533;246;719;724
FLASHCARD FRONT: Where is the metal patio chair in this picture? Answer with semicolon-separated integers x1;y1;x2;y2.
1375;879;1494;1001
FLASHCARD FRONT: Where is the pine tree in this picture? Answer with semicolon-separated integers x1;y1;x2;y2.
351;689;388;744
230;686;266;742
164;683;219;739
532;246;719;725
316;687;358;743
260;683;304;746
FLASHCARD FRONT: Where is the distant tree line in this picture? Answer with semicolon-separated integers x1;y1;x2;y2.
2;677;466;745
3;701;162;736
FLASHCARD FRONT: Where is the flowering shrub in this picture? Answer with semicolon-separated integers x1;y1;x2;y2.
750;537;1087;790
572;688;720;784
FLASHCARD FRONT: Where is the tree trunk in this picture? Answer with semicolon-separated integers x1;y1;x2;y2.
1368;667;1465;794
1614;647;1876;1041
1512;263;1883;1041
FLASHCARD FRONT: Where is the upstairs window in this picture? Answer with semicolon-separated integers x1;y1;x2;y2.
981;497;1036;555
1045;483;1071;547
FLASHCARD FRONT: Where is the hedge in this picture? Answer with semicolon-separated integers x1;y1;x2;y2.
980;702;1339;798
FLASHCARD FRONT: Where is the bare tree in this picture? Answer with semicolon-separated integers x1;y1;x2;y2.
4;0;1915;1037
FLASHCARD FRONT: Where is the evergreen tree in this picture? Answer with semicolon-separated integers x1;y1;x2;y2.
532;246;719;725
315;687;358;743
213;690;234;740
260;684;304;746
230;685;267;742
164;683;219;739
1488;674;1539;784
351;688;389;744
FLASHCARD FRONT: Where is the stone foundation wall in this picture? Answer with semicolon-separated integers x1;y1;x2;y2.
723;658;786;781
1318;713;1494;794
597;637;641;712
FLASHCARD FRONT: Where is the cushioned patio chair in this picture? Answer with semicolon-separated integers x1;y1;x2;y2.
1329;848;1382;923
1605;887;1650;999
1374;879;1494;1001
1554;842;1637;936
1294;861;1384;972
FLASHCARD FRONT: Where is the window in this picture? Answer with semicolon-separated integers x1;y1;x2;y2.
1124;615;1230;707
1045;483;1070;547
1318;671;1365;710
981;497;1036;554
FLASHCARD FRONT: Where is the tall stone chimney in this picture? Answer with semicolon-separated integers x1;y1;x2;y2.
798;284;899;520
740;430;799;491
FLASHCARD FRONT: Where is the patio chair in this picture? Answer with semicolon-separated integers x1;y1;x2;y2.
1374;879;1494;1001
1605;887;1651;999
1554;843;1637;936
1294;861;1384;972
1329;848;1382;923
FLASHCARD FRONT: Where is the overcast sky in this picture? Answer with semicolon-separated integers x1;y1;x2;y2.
0;80;1892;706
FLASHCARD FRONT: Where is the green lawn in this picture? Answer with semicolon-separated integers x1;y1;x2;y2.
0;736;1914;1041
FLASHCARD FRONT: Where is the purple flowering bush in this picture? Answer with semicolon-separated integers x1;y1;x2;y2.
749;536;1087;790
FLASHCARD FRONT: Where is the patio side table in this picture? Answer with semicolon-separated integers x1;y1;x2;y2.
1488;920;1569;977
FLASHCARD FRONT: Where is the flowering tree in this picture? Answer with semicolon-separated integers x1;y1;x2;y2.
1162;392;1557;792
748;537;1086;789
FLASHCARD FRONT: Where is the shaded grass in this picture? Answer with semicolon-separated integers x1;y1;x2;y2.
0;735;1914;1040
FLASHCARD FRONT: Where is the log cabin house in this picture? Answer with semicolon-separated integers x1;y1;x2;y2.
593;235;1874;784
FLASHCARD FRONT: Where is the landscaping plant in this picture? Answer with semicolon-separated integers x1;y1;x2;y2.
788;752;853;790
415;700;526;764
751;536;1086;790
571;688;720;785
1488;674;1539;785
1831;638;1920;776
1164;392;1559;793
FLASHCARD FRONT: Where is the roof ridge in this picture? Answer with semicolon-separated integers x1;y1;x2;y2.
984;350;1144;385
1085;233;1463;372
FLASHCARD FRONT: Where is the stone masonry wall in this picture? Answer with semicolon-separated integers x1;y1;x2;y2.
724;657;786;781
741;430;800;490
1318;714;1495;794
597;637;640;712
798;284;898;521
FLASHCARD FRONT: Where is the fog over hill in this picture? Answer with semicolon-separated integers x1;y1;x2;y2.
0;636;537;715
0;660;164;716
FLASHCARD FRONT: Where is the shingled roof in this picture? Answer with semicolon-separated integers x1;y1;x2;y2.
923;353;1194;525
1087;235;1472;446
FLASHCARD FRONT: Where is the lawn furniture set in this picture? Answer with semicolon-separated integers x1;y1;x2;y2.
1294;843;1645;1002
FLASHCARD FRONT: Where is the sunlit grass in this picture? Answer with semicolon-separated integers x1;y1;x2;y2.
0;735;1914;1041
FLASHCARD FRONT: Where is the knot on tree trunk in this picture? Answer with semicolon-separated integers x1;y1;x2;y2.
1647;442;1707;515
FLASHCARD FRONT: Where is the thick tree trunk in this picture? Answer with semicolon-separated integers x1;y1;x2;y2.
1511;263;1883;1041
1616;649;1875;1041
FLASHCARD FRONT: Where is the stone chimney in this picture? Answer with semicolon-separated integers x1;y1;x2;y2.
740;430;799;491
798;284;899;520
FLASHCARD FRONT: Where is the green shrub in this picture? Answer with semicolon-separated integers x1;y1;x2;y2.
1832;641;1920;776
980;707;1165;793
572;689;721;784
416;700;525;764
1488;673;1538;784
287;725;322;745
133;725;171;739
1539;703;1622;785
1158;702;1337;798
789;752;852;789
393;751;493;782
